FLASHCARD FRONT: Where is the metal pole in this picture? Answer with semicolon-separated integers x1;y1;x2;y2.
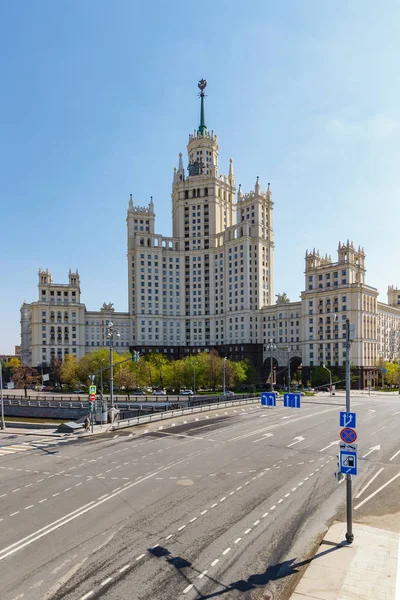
398;359;400;395
269;342;274;392
288;349;291;394
345;318;354;544
223;358;226;394
330;370;332;396
193;367;196;395
110;337;114;410
0;362;5;430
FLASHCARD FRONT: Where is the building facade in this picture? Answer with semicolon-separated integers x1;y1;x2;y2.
20;81;400;386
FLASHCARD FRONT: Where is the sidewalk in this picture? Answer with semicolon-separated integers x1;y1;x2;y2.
290;522;399;600
0;423;112;437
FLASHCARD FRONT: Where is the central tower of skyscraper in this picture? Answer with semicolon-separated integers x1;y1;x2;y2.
127;80;274;354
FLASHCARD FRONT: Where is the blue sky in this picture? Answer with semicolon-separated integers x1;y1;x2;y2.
1;0;400;353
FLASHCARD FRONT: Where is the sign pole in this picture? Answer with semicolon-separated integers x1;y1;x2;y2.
345;318;354;544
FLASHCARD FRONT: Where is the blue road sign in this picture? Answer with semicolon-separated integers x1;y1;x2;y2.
283;393;301;408
340;450;357;475
261;392;277;407
340;411;357;428
382;368;387;373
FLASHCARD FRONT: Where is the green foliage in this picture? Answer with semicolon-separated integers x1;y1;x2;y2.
310;366;330;387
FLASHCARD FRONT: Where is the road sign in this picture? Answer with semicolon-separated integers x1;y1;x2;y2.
89;385;96;394
340;450;357;475
340;442;358;452
340;427;357;443
283;393;301;408
340;411;357;428
261;392;276;407
89;393;96;402
382;368;387;373
367;379;371;386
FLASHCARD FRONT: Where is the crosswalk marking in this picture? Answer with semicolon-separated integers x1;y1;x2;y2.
0;437;75;457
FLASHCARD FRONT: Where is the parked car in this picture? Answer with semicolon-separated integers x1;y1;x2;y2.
152;389;166;396
133;389;146;395
222;390;235;396
180;389;194;396
74;389;85;394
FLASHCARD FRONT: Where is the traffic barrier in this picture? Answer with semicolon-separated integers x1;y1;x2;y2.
111;397;260;430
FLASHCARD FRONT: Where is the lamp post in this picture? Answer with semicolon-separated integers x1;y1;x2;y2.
106;321;120;420
0;362;5;430
223;357;227;394
192;363;197;395
266;339;276;392
322;363;332;395
345;317;355;544
287;346;293;393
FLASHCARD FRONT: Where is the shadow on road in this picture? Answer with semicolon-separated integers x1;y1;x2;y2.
148;538;349;598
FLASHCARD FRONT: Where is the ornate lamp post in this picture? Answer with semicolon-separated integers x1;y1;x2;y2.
106;322;120;420
266;339;276;392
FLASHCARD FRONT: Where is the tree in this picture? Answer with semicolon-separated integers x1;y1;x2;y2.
8;357;21;371
60;355;79;389
310;366;330;388
114;363;138;398
206;350;222;390
12;365;39;397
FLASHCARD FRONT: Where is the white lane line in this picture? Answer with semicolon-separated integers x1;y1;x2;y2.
355;468;384;499
284;493;290;498
183;584;194;594
100;577;112;586
165;534;173;541
10;511;19;517
262;512;269;518
25;505;34;510
189;517;197;523
253;520;260;526
80;592;94;600
355;472;400;510
198;570;208;579
39;499;48;503
277;499;283;504
390;450;400;462
12;488;20;493
211;558;219;567
200;510;208;515
244;528;251;535
234;537;241;544
270;505;276;510
211;503;218;508
136;553;145;560
222;547;231;555
119;564;130;573
178;525;186;531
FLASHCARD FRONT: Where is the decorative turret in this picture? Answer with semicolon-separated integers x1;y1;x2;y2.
68;269;80;289
255;176;260;195
237;183;243;201
38;268;52;286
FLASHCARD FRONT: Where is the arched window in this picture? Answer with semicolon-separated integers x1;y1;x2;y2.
192;190;196;198
184;190;189;199
140;238;144;246
204;187;208;196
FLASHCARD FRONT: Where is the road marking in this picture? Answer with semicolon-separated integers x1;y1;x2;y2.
222;547;231;555
136;553;145;560
165;534;172;541
198;570;208;579
390;450;400;462
25;505;34;510
119;564;130;573
253;520;260;526
319;441;340;452
183;584;194;594
211;558;219;566
262;512;269;518
362;445;380;459
234;537;241;544
270;505;276;510
100;577;112;586
39;499;48;503
10;511;19;517
288;436;305;448
190;517;197;523
200;510;207;515
355;472;400;510
244;528;251;535
80;592;94;599
355;468;384;499
178;525;186;531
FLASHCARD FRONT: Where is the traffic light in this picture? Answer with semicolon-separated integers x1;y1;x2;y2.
335;453;344;481
132;351;139;363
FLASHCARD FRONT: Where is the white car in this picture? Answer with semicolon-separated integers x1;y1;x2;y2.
180;389;194;396
222;390;235;396
152;389;166;396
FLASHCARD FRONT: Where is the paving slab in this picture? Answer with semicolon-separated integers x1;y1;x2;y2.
290;522;399;600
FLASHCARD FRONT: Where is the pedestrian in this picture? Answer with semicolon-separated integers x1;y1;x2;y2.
85;414;90;432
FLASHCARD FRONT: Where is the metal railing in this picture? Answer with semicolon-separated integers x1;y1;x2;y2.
111;396;260;430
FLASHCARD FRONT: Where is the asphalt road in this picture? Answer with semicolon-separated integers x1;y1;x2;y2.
0;394;399;600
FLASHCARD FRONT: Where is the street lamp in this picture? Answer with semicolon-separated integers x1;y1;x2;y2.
322;363;332;395
345;318;355;544
223;357;227;394
106;321;120;420
0;362;5;430
266;339;276;392
287;346;293;393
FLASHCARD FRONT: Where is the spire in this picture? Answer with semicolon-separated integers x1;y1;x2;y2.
129;193;133;209
237;183;243;201
178;152;184;171
229;158;234;183
197;79;208;135
255;176;260;195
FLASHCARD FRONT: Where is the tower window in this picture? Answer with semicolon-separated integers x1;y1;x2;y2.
184;191;188;199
